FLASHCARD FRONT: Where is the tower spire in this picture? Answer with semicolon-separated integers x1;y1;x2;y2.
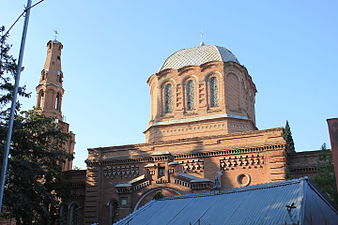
36;40;64;120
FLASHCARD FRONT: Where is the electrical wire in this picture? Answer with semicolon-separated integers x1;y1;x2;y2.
1;0;46;41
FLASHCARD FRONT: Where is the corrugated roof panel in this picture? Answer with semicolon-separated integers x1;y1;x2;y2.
115;178;338;225
304;182;338;225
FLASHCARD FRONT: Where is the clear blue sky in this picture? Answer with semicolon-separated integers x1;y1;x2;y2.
2;0;338;169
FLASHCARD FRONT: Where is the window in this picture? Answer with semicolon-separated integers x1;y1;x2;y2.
185;80;195;110
209;77;219;107
55;93;60;110
121;198;128;207
38;91;44;108
57;71;62;82
164;84;173;113
158;167;165;178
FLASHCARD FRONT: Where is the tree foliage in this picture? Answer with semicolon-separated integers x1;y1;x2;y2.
0;111;73;224
283;120;295;152
152;191;164;200
0;26;30;119
312;143;338;204
0;26;72;224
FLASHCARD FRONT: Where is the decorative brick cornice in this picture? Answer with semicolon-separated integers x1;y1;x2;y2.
86;144;287;167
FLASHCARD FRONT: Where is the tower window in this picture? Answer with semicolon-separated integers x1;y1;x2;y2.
185;80;195;110
38;91;44;108
209;77;219;107
164;84;173;114
55;93;61;110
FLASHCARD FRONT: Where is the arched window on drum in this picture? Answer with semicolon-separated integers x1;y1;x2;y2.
164;83;173;114
185;80;195;111
209;76;219;107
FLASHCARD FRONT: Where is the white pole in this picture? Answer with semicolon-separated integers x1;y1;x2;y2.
0;0;32;214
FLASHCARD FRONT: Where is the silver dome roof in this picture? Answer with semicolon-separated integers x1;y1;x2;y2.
158;45;239;72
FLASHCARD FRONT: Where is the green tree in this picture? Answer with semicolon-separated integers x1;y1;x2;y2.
312;143;338;204
283;120;295;152
0;110;73;224
0;26;72;224
0;26;30;119
152;191;164;200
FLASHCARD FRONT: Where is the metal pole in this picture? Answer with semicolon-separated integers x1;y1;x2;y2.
0;0;32;214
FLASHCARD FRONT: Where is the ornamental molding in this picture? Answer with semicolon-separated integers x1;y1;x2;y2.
148;113;250;128
86;144;286;167
103;165;140;179
220;154;264;171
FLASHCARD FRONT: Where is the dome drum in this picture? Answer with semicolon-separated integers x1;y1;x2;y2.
145;45;257;143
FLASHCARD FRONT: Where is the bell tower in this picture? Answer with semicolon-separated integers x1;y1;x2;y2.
36;39;76;171
36;40;64;120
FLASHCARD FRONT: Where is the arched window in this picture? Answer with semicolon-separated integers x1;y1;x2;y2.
37;91;44;108
59;204;68;225
209;77;219;107
164;84;173;113
55;93;60;110
69;203;79;225
185;80;195;110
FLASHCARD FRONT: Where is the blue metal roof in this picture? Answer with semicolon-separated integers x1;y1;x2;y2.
114;177;338;225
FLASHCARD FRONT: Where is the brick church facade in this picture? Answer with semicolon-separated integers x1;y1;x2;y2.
36;41;335;225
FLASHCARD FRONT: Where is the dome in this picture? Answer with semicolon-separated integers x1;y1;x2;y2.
158;45;239;72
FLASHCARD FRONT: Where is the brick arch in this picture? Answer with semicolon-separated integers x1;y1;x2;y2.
159;78;176;89
133;187;181;211
181;74;198;85
203;70;223;84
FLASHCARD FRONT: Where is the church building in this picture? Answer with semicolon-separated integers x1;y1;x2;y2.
37;40;333;225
